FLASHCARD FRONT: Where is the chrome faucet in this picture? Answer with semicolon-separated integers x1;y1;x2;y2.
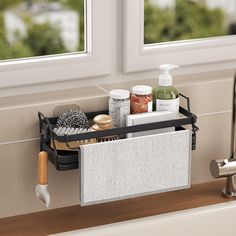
210;71;236;199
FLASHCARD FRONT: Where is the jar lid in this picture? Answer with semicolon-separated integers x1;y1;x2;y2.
109;89;130;99
132;85;152;95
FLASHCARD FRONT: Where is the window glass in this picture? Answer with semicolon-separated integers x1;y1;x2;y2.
0;0;85;60
144;0;236;45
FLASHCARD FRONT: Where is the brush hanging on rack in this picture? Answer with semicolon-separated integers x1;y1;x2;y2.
51;108;96;150
91;114;120;142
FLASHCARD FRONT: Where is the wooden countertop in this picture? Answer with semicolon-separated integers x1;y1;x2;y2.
0;180;232;236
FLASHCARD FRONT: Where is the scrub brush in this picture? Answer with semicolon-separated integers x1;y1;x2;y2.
56;108;89;129
52;127;97;150
52;108;94;150
91;114;120;142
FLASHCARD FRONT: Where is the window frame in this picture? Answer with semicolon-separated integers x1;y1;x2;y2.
0;0;111;89
123;0;236;74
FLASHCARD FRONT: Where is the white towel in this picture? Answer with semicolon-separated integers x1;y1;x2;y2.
80;129;191;206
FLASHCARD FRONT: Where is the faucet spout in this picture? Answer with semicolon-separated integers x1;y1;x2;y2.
209;70;236;199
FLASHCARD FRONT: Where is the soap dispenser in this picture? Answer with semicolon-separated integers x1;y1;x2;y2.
153;64;179;113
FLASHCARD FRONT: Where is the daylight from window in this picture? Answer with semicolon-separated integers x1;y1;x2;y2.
144;0;236;45
0;0;84;60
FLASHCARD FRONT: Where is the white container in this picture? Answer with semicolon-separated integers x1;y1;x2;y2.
109;89;130;127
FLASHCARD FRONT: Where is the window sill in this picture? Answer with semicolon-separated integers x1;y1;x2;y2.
0;61;234;99
0;85;109;110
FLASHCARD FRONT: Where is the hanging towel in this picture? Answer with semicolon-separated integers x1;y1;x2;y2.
80;129;191;206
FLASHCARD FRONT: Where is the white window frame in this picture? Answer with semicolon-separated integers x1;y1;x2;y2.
123;0;236;74
0;0;111;89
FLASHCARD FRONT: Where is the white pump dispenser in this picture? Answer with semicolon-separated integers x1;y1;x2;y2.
152;64;180;113
159;64;179;86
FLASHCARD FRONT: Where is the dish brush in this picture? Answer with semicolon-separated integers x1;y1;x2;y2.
52;109;94;150
91;114;120;142
52;127;97;150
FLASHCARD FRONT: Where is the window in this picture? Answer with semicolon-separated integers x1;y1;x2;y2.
0;0;85;61
144;0;236;45
1;0;236;96
123;0;236;73
0;0;111;91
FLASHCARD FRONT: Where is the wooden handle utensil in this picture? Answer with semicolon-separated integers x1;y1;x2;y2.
38;151;48;185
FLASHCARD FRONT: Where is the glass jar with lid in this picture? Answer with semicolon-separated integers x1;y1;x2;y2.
131;85;153;114
109;89;130;127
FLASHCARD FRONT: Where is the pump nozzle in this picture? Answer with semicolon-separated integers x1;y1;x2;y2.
159;64;179;86
159;64;179;76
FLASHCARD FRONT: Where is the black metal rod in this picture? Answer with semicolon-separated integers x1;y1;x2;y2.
56;116;192;142
42;106;196;142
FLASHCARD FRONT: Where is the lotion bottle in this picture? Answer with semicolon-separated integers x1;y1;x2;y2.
153;64;179;113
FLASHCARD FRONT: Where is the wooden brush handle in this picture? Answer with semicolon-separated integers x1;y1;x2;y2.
38;151;48;185
93;115;114;130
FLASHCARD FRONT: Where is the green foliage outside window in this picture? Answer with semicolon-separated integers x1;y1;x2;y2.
62;0;85;52
0;0;235;60
25;22;67;56
0;0;22;11
144;0;228;45
0;0;84;60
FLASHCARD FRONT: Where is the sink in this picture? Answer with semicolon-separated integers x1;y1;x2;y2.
52;202;236;236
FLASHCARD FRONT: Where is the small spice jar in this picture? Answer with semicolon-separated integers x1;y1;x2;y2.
131;85;153;114
109;89;130;127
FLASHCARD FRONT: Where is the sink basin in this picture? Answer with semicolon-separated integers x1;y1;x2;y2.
52;202;236;236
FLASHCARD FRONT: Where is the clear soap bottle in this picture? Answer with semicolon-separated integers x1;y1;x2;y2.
152;64;179;113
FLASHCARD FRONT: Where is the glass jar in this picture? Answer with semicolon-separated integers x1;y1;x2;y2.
131;85;153;114
109;89;130;127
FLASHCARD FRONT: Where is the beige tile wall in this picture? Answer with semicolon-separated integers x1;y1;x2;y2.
0;77;233;218
0;87;108;218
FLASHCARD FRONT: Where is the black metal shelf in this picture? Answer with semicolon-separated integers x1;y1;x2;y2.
38;94;199;171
